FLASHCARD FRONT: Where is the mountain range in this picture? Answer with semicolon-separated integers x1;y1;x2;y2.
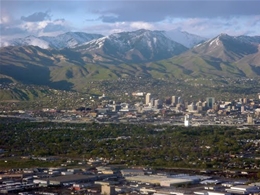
162;34;260;79
0;32;104;49
0;29;205;49
0;29;260;91
74;29;188;64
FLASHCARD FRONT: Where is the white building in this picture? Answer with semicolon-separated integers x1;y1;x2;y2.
226;185;260;194
184;115;190;127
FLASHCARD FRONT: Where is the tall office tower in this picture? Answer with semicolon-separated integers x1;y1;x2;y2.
247;114;254;125
196;100;203;112
145;93;151;105
154;99;162;108
243;98;248;104
241;105;245;113
187;102;195;112
172;96;177;105
150;98;154;107
154;99;159;108
165;97;171;105
206;97;215;109
177;97;182;104
196;101;202;107
202;101;207;109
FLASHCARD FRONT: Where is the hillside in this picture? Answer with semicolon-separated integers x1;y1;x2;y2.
75;29;188;64
0;31;260;94
153;34;260;79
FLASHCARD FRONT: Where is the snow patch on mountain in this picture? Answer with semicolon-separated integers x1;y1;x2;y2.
74;29;188;63
40;32;103;49
209;37;220;47
2;35;50;49
1;32;104;49
0;41;11;47
77;29;186;54
164;29;206;48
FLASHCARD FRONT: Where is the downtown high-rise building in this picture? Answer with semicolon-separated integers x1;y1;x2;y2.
145;93;151;105
177;97;182;104
206;97;215;109
171;96;177;105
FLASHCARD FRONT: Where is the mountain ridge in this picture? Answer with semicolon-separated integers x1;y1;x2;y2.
0;32;104;49
75;29;188;63
0;29;205;49
0;30;260;92
163;29;206;48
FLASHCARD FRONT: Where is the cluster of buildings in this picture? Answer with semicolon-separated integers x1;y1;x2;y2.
1;92;260;127
142;93;257;116
91;92;260;126
1;165;260;195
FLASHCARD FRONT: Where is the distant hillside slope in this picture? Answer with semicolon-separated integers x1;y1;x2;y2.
153;34;260;79
75;29;188;63
0;32;260;92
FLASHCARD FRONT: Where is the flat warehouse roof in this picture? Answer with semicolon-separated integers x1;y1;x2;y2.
42;175;97;183
125;175;193;185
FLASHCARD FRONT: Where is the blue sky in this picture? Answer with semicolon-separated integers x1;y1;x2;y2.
1;0;260;40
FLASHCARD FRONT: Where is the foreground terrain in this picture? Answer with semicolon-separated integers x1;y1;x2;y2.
0;119;259;170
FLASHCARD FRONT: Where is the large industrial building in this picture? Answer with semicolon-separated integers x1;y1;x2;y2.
33;174;116;186
125;174;209;187
121;169;144;176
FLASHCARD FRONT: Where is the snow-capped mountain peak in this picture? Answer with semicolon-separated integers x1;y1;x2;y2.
77;29;186;52
40;32;104;49
75;29;188;63
191;33;259;63
1;35;50;49
0;29;205;50
208;36;222;48
1;32;104;49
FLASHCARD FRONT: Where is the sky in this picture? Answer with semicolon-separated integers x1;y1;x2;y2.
1;0;260;40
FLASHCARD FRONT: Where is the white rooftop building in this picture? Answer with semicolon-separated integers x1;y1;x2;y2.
125;174;206;187
225;185;260;194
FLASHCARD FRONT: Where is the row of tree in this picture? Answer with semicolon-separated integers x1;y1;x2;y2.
0;119;259;169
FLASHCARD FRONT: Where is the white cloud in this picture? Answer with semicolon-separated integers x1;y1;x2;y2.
21;11;51;22
151;16;260;38
0;8;72;40
130;22;154;30
38;21;49;29
81;21;155;35
0;9;13;25
17;18;70;37
1;0;260;41
0;15;11;24
21;22;40;33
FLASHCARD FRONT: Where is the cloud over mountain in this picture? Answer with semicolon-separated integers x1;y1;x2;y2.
1;0;259;40
21;11;51;22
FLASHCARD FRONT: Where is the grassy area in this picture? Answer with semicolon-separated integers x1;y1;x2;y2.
0;159;62;170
